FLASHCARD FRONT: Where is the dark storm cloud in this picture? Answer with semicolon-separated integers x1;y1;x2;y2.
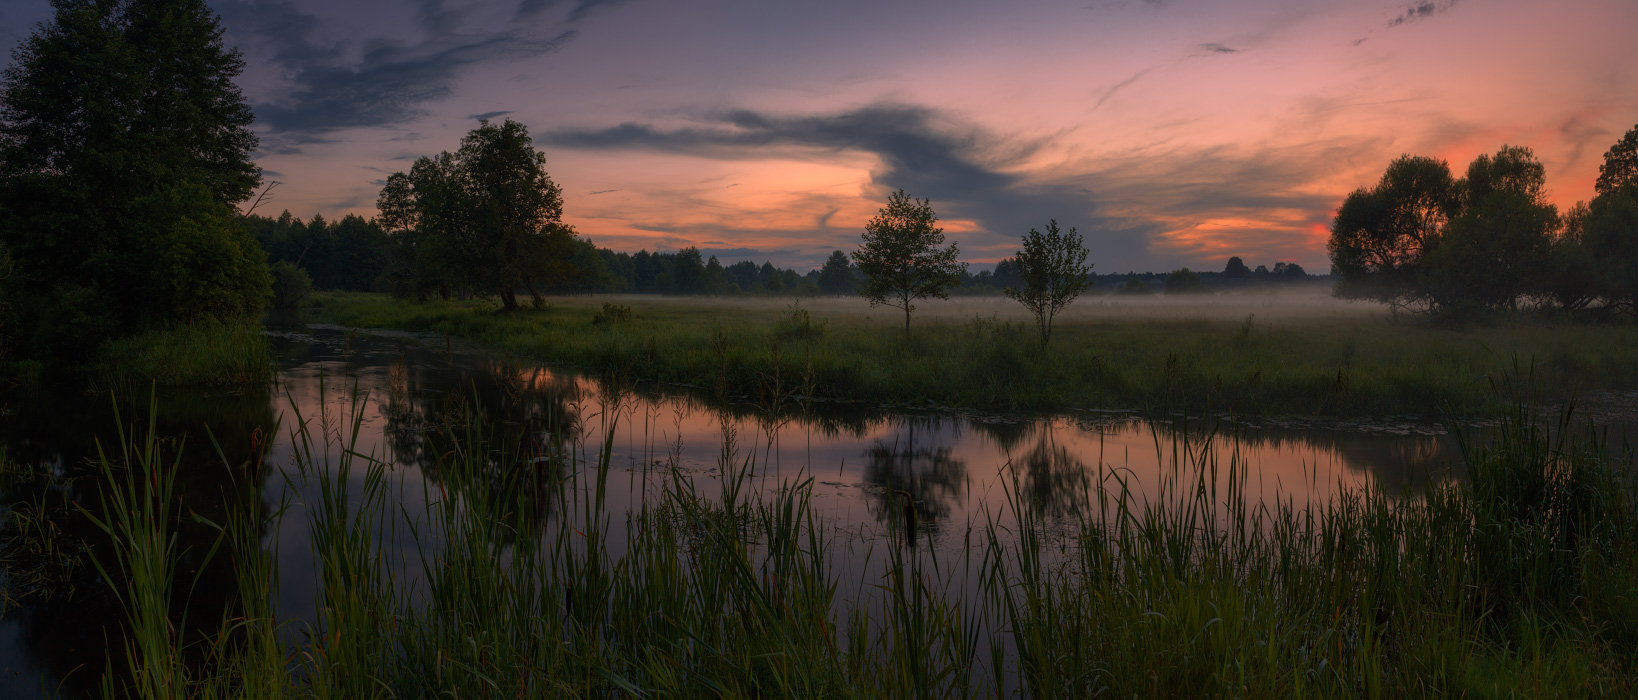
546;101;1379;267
214;0;577;138
514;0;638;21
1387;1;1457;27
542;104;1163;263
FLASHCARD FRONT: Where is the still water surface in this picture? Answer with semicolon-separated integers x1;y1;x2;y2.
1;320;1619;697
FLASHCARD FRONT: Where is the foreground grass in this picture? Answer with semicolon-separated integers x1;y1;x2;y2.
79;389;1638;699
94;321;273;390
310;291;1638;416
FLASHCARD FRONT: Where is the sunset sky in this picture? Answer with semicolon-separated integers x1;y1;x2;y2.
4;0;1636;271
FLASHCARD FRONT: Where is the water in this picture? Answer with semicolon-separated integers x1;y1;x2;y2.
0;320;1628;697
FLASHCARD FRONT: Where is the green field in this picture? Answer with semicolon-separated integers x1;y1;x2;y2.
309;290;1638;417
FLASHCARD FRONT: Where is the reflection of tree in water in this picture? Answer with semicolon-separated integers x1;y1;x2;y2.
0;384;276;699
861;419;969;536
380;360;586;534
1011;433;1093;520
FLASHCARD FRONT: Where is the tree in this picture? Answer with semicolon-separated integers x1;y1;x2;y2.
1223;256;1251;280
817;250;858;295
376;119;571;310
852;190;966;336
1327;155;1460;305
1420;146;1557;313
1596;124;1638;197
1165;268;1211;294
1004;219;1093;343
0;0;267;358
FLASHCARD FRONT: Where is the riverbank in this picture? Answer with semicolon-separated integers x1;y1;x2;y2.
308;291;1638;417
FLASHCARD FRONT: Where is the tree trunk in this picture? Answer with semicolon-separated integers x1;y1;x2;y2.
501;286;518;311
903;304;911;338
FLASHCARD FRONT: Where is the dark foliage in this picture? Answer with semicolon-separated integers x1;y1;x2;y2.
0;0;270;360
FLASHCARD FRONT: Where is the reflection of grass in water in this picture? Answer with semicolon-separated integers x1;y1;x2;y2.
310;291;1638;417
76;390;1638;698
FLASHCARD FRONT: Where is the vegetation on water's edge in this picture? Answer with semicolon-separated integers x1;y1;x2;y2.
90;321;273;390
63;389;1638;698
309;291;1638;417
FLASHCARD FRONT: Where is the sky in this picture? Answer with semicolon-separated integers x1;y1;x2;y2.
3;0;1636;272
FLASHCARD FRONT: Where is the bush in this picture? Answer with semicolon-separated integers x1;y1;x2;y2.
1164;268;1211;294
592;303;633;325
1115;278;1153;295
271;261;313;310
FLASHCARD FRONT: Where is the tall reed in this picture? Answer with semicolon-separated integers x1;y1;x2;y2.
74;388;1638;698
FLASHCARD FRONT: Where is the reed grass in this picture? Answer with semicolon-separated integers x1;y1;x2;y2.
94;321;273;390
74;386;1638;698
308;291;1638;417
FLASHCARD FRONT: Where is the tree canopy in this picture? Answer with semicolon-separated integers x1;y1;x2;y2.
851;190;966;336
0;0;268;359
1328;135;1638;318
1596;123;1638;198
377;119;574;310
1005;219;1093;343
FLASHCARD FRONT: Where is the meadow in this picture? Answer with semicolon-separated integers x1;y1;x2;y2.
310;289;1638;418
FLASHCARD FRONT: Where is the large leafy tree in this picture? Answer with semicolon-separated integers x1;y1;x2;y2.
1421;146;1557;312
1004;219;1093;343
1596;123;1638;197
0;0;266;357
1327;155;1461;306
851;190;965;336
377;119;572;309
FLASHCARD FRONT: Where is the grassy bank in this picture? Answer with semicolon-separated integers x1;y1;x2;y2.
309;291;1638;417
75;391;1638;698
93;320;273;390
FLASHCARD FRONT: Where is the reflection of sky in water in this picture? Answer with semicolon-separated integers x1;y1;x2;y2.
2;322;1626;698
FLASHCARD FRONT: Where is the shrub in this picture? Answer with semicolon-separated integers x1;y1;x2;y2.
592;303;633;325
270;261;313;310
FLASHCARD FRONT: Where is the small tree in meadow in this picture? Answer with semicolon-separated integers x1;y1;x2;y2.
1004;219;1093;343
852;190;965;337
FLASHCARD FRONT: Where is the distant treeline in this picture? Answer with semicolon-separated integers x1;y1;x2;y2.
248;210;1317;300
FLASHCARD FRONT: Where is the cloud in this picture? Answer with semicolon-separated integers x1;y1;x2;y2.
468;110;514;121
515;0;638;22
1199;43;1238;53
1093;68;1150;111
1387;1;1458;28
216;1;579;139
547;101;1382;269
588;189;621;194
543;103;1155;262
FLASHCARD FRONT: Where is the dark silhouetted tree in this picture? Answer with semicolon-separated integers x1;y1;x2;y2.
1223;256;1251;279
0;0;268;358
377;119;571;309
1004;219;1093;343
1421;146;1557;312
1595;123;1638;197
1327;155;1460;306
852;190;965;336
1164;268;1211;294
817;250;857;295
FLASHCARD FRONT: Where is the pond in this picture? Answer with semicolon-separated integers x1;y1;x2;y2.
0;320;1628;698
